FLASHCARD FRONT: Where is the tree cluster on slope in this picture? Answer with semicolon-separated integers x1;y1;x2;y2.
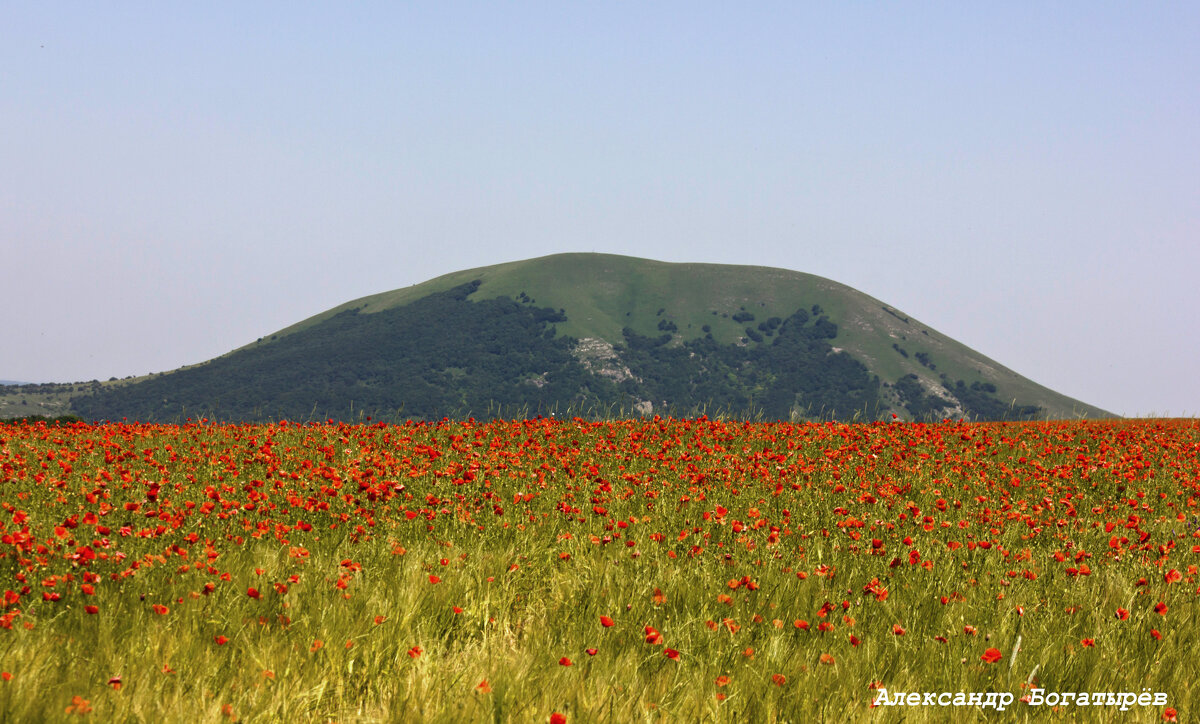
615;307;881;420
894;372;1042;421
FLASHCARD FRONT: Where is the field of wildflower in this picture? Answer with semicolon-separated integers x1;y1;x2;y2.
0;416;1196;722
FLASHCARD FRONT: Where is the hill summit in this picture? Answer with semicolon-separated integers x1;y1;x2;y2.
69;253;1110;422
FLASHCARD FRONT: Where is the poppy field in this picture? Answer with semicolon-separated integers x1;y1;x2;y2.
0;416;1197;722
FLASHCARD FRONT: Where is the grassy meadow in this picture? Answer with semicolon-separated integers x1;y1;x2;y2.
0;417;1194;722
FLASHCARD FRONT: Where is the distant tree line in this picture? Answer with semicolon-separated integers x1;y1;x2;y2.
2;415;84;425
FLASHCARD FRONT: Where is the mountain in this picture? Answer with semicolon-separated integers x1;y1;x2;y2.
66;253;1111;423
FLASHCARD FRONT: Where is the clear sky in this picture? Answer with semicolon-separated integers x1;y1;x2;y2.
4;3;1197;417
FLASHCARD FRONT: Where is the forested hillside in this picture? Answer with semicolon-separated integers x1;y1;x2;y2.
70;277;1051;423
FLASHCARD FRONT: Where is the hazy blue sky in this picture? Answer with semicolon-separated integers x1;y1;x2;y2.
4;3;1197;417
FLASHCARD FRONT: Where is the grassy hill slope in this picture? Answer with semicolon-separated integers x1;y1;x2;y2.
255;253;1109;420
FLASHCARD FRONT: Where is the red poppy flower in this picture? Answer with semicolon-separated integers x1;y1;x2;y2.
664;648;680;660
771;673;786;686
1154;602;1168;615
1116;608;1130;621
428;575;441;584
247;587;261;600
1081;638;1095;647
84;605;99;615
586;648;597;656
892;624;906;635
559;657;572;666
644;626;663;645
600;615;615;628
980;648;1002;663
550;714;567;724
65;696;92;715
214;635;229;646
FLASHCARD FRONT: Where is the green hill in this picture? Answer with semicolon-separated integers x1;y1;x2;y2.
66;253;1111;422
